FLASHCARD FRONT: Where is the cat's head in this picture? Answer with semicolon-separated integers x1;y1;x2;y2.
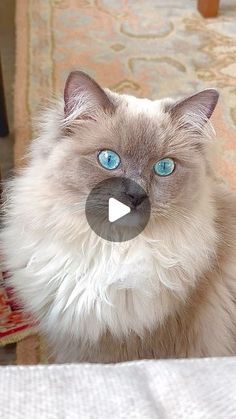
32;71;219;234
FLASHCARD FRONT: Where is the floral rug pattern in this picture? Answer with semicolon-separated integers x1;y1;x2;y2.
15;0;236;187
0;271;36;346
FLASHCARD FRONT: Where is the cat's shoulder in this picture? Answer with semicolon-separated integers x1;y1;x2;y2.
217;183;236;209
213;181;236;240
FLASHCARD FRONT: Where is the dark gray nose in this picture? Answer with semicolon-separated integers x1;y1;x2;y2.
119;178;148;208
123;181;147;207
125;191;147;207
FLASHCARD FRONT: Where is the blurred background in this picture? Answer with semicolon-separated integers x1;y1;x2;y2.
0;0;236;364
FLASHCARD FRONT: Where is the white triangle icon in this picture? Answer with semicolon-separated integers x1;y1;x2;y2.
108;198;131;223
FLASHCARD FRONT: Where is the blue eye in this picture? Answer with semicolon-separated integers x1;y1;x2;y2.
154;158;175;176
98;149;121;170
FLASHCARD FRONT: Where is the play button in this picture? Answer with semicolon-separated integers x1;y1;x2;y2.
108;198;131;222
85;177;151;242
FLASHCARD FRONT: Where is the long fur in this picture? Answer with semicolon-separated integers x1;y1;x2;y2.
1;82;236;363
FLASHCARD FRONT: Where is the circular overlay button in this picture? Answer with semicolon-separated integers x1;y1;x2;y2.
85;177;151;242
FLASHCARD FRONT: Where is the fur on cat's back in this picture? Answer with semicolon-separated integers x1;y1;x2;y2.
1;71;236;363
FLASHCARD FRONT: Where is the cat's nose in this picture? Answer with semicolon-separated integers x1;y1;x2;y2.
124;191;147;208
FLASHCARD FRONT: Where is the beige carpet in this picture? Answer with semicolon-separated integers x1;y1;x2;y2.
15;0;236;187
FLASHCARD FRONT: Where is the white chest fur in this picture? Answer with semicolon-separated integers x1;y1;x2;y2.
5;215;217;345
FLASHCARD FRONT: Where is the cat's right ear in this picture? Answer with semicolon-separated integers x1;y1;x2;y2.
167;89;219;128
64;71;115;120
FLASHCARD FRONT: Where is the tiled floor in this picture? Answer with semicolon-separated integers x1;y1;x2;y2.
0;0;16;365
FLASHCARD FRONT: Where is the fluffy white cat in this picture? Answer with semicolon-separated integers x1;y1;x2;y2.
1;71;236;362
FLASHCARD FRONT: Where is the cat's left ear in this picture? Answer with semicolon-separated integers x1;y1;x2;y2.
168;89;219;126
64;71;115;120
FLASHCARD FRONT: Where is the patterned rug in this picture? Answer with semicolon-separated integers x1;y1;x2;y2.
15;0;236;186
0;271;37;346
3;0;236;361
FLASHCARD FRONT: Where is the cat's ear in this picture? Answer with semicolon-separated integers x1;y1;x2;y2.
168;89;219;126
64;71;114;119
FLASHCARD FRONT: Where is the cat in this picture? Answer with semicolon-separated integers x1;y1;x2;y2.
1;71;236;363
